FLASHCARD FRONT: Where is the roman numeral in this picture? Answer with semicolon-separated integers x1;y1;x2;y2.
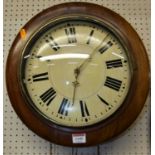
80;100;90;117
45;36;60;51
99;41;113;54
106;59;123;69
87;30;94;44
97;95;113;111
104;76;122;91
40;87;56;106
97;95;109;106
65;25;77;43
32;72;49;82
58;98;70;116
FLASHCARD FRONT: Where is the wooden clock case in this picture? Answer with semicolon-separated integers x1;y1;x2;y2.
6;2;150;146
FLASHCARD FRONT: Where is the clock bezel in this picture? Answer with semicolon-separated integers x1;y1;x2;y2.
19;16;133;128
6;2;150;146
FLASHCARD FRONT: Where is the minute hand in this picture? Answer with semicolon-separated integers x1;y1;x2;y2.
77;33;109;72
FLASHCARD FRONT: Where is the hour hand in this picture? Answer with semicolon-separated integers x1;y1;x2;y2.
71;68;80;106
74;67;80;79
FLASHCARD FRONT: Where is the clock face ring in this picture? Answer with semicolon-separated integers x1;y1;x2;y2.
6;2;150;146
20;16;132;127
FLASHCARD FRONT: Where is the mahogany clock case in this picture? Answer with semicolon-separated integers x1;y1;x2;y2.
6;2;150;146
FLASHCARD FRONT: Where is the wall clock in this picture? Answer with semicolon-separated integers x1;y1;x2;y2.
6;2;150;146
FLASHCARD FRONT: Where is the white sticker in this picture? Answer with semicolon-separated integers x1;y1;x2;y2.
72;133;86;144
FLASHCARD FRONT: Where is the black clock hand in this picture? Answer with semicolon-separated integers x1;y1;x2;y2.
76;33;109;73
72;69;80;106
72;81;78;106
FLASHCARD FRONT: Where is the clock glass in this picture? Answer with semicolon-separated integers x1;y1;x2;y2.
20;17;132;127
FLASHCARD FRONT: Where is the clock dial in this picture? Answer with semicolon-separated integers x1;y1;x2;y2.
21;19;131;127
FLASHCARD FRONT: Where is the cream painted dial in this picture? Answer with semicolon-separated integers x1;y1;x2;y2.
21;19;131;127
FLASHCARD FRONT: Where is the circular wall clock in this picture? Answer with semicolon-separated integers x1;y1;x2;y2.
6;2;150;146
